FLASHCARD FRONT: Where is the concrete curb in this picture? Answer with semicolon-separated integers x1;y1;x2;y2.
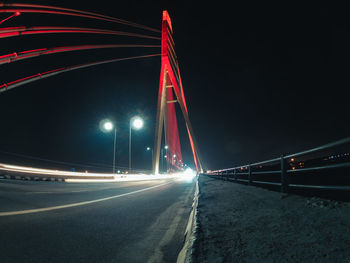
176;176;199;263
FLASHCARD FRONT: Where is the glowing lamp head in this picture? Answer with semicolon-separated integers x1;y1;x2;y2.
131;117;144;130
164;145;168;149
100;119;114;133
103;121;113;131
146;147;151;151
14;11;21;16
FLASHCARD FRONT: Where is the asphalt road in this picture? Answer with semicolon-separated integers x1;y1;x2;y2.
0;177;196;263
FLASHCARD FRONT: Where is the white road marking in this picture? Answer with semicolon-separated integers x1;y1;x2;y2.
27;187;116;194
0;181;174;217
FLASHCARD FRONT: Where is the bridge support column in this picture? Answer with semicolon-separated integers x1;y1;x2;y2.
153;70;168;175
152;10;203;174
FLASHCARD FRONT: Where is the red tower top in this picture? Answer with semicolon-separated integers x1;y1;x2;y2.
162;10;173;33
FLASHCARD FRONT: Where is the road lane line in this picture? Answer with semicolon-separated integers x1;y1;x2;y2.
0;181;174;217
27;187;114;194
28;183;152;194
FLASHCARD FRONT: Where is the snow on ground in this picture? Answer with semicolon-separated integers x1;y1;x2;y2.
192;175;350;263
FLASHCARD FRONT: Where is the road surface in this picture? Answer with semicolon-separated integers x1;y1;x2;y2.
0;177;195;263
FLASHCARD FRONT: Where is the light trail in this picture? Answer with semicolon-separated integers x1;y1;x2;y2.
0;163;196;182
0;26;161;40
0;44;160;65
0;163;111;177
0;3;160;33
0;53;160;93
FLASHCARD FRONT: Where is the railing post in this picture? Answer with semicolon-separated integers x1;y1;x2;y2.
280;155;288;193
248;165;252;185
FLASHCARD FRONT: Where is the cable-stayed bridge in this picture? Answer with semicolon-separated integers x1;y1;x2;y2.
0;4;349;263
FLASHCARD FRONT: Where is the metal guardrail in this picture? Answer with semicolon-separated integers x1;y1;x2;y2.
206;137;350;193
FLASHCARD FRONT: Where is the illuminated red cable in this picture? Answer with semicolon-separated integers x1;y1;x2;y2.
0;26;161;40
19;48;46;54
0;3;160;33
0;52;16;59
0;44;160;65
0;11;20;25
0;53;160;93
0;8;157;32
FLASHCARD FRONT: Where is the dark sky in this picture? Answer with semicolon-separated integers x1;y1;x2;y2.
0;1;349;172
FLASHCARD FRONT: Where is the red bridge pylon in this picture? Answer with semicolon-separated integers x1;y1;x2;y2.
153;11;203;174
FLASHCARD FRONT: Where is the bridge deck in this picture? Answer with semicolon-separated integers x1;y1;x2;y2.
0;178;195;263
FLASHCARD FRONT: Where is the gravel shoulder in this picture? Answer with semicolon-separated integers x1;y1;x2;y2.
193;175;350;263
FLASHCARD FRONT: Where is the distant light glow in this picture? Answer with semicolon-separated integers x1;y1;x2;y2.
184;168;196;177
176;168;197;182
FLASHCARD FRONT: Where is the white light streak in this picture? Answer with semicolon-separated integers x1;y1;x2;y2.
0;163;197;183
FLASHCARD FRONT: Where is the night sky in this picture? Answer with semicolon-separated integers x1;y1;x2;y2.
0;1;349;172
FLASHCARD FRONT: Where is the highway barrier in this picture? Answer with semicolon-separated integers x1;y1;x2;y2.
206;137;350;194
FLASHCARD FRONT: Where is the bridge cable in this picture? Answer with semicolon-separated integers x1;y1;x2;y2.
0;3;160;33
0;44;160;66
0;26;161;40
0;53;161;93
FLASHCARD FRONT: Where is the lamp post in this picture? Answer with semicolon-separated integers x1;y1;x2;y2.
146;147;153;167
164;145;168;173
112;128;117;173
161;148;163;173
100;119;117;173
129;116;144;171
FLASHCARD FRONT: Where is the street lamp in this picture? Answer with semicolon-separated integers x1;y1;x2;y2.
146;146;153;166
161;145;169;173
103;122;113;131
100;119;117;173
129;116;144;171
